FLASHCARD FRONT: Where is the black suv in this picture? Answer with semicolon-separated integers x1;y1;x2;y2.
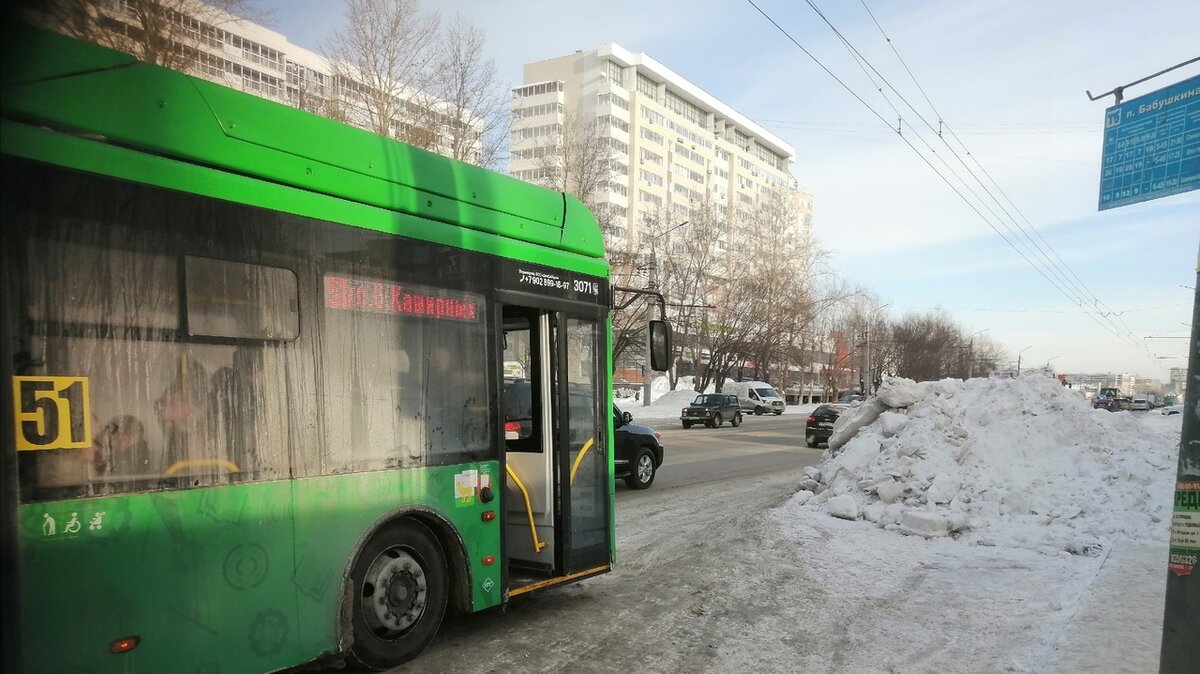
613;405;665;489
805;403;848;447
681;393;742;428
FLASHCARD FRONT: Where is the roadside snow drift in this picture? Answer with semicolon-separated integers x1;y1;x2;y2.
789;375;1179;556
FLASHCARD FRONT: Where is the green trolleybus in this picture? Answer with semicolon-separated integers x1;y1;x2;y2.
0;23;669;672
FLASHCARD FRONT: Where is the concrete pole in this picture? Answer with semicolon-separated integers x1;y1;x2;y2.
865;323;871;396
1159;240;1200;672
968;339;975;379
642;249;657;407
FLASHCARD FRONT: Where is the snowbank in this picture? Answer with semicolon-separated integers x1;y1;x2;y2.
788;375;1179;556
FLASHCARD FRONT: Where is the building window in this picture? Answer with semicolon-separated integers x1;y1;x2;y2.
603;60;626;88
636;73;658;100
512;81;564;98
639;169;663;187
640;128;664;145
640;105;665;126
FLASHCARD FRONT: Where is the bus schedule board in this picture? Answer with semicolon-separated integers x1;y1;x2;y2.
1098;73;1200;210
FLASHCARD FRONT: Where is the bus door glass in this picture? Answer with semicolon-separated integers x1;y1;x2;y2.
559;315;608;572
501;306;609;582
501;307;555;576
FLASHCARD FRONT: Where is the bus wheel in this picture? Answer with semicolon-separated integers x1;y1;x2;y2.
348;519;448;670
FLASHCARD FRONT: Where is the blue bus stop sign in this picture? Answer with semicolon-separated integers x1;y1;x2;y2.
1098;74;1200;210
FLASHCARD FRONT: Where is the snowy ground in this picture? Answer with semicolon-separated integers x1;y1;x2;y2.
413;375;1180;673
772;375;1180;673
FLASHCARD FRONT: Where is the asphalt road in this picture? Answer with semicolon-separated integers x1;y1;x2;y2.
622;412;814;492
395;412;823;673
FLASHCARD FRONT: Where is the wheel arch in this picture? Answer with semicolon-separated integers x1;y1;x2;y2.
647;442;664;467
338;506;473;652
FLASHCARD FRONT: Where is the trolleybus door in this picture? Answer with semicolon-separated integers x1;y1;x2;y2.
500;305;609;583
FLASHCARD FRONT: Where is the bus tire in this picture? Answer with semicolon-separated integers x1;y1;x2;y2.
347;519;448;670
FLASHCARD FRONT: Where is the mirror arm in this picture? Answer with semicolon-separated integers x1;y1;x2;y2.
613;286;667;320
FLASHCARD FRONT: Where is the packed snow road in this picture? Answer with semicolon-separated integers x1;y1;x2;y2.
406;415;823;673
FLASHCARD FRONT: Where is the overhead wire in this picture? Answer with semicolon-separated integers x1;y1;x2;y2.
743;0;1153;355
852;0;1152;353
805;0;1120;337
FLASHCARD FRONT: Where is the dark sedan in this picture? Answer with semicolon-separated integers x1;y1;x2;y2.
805;403;848;448
613;405;664;489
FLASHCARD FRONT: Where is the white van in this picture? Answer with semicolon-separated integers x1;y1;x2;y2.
724;380;786;415
1130;396;1149;411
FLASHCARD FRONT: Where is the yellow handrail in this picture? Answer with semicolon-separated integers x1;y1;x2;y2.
165;459;240;475
504;464;547;552
569;437;596;484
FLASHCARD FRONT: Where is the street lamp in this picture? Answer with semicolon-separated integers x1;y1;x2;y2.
1016;345;1032;376
864;303;890;396
641;221;688;406
966;328;989;379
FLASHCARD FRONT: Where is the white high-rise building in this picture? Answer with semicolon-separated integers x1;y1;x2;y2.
509;44;812;249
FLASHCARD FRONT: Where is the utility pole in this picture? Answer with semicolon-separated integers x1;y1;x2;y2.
1160;241;1200;672
865;304;890;396
865;322;870;396
642;248;657;407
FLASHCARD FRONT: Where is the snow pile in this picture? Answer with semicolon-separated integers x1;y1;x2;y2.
617;376;716;421
789;375;1179;556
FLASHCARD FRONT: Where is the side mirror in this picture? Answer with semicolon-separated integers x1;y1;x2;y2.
622;411;633;425
649;320;672;372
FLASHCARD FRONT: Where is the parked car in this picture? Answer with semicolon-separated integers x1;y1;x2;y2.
681;393;742;428
805;403;848;448
1162;405;1184;416
1093;395;1120;412
613;405;664;489
724;380;786;415
1130;396;1150;411
838;393;865;405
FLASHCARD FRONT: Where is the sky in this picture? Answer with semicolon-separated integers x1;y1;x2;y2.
257;0;1199;381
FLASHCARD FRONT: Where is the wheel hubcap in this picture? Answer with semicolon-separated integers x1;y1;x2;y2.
637;455;653;481
362;547;428;637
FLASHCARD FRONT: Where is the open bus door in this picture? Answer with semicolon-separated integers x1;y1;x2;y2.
499;303;610;596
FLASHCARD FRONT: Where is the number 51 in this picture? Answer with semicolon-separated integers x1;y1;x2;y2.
12;376;91;451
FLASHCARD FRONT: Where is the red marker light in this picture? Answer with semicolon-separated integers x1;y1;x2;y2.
806;415;816;423
504;421;522;439
481;510;496;522
110;636;140;654
482;555;495;566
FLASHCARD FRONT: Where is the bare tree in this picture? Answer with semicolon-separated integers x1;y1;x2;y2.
530;111;617;223
325;0;440;141
650;200;724;390
735;188;817;389
30;0;261;73
434;15;506;168
610;247;652;370
890;309;964;381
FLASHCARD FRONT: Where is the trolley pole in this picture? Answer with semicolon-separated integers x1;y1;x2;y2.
1160;240;1200;672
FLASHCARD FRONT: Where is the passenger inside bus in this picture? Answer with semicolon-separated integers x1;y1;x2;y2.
92;415;149;476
